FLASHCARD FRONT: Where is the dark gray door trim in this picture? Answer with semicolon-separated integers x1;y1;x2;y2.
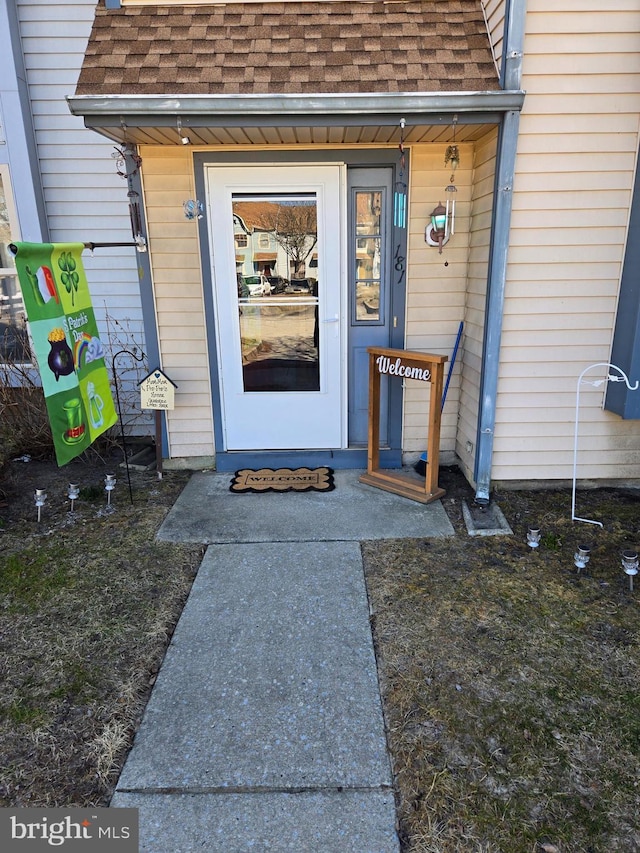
193;148;408;470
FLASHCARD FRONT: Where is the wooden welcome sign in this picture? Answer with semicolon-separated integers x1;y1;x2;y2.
359;346;447;504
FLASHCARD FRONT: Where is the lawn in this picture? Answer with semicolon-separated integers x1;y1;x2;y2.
362;473;640;852
0;459;639;852
0;457;203;807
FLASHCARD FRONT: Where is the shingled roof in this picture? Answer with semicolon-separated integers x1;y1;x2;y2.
76;0;500;97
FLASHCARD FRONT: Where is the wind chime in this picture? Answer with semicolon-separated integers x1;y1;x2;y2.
393;118;407;228
112;123;147;251
426;116;460;253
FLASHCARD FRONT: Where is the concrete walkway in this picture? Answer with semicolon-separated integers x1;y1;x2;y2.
111;470;454;851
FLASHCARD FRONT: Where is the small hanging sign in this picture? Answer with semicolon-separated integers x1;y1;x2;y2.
139;369;177;411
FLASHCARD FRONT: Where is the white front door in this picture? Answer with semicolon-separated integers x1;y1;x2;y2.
207;165;344;450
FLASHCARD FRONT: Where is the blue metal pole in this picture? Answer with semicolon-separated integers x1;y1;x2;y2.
441;321;463;412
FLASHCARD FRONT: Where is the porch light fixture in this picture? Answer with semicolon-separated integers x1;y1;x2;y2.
621;549;638;591
427;202;449;254
425;116;459;253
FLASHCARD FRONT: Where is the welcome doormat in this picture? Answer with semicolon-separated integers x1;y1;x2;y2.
230;467;335;494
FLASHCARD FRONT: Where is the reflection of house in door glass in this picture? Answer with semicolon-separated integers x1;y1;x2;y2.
355;191;382;321
232;195;320;393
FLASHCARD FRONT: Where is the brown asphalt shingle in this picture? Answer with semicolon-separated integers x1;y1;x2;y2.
75;0;499;97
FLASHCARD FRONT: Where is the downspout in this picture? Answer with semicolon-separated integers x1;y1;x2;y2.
125;147;169;456
474;0;527;504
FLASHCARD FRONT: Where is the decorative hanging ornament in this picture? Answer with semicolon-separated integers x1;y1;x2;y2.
426;116;460;253
393;118;407;229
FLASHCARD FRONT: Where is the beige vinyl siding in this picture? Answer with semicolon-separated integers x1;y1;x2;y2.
404;143;473;462
457;127;498;483
140;146;215;460
492;0;640;482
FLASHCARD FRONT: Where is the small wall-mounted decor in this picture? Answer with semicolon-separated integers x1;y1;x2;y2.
183;200;204;221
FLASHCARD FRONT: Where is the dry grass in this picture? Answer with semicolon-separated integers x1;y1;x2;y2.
1;457;639;853
363;469;640;853
0;455;203;807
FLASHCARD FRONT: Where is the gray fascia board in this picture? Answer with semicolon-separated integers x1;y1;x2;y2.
67;91;525;123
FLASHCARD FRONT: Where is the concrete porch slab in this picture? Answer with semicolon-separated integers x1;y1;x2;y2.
157;469;455;544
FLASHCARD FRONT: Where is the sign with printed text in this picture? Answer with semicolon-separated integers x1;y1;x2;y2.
139;369;176;410
0;808;138;851
12;242;118;467
375;352;432;381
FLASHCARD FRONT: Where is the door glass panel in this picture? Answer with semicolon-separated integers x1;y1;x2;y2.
354;191;383;323
233;194;319;392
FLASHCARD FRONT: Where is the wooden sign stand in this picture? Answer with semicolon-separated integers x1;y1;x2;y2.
359;346;447;504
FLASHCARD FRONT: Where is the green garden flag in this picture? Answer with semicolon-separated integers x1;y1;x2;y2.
12;242;118;466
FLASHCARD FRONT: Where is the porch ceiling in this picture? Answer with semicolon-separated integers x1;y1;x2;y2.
79;121;499;147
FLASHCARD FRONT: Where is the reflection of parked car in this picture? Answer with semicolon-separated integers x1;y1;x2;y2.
287;278;311;294
237;274;250;298
244;274;272;296
267;276;287;294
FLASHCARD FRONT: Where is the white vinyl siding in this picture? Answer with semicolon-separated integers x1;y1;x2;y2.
492;0;640;483
16;0;147;426
139;146;215;460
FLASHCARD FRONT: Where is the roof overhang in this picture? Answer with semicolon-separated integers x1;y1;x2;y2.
67;90;525;146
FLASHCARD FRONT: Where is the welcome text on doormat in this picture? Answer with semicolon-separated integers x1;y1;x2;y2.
230;467;335;493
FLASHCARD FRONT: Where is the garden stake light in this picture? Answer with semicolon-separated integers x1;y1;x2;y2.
574;544;591;573
68;483;80;512
621;550;638;591
105;474;116;508
526;528;541;549
34;488;47;522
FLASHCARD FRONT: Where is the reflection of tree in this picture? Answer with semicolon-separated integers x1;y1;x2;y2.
263;203;317;277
